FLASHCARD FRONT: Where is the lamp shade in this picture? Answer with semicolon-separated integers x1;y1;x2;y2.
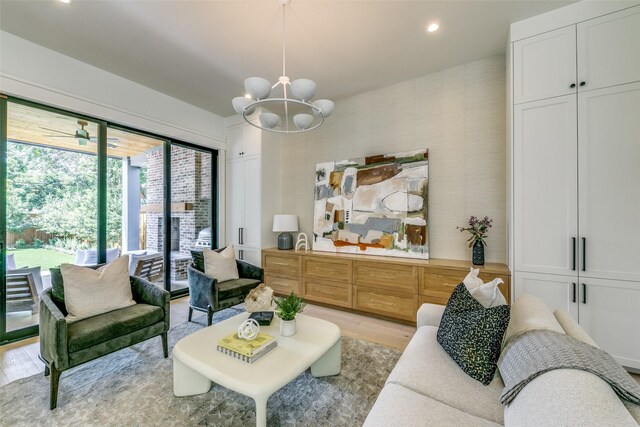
273;214;299;232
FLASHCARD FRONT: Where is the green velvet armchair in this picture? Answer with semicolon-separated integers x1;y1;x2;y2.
39;271;170;410
187;250;263;326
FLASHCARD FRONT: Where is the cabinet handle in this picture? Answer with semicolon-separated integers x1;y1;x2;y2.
238;228;242;244
570;83;576;88
580;81;586;87
582;237;586;272
240;249;244;260
572;282;576;303
582;283;587;304
240;228;244;245
572;237;576;271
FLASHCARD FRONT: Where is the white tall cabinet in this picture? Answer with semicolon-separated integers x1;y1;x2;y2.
225;120;281;267
509;3;640;369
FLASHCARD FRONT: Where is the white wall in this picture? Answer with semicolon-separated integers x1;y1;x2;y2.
0;31;226;149
280;55;507;263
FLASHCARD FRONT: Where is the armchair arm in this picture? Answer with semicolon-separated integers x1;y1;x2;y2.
187;264;218;309
39;289;69;371
131;276;170;332
236;260;264;282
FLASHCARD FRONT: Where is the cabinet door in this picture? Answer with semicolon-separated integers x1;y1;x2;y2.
513;26;576;104
226;159;244;246
577;6;640;92
578;278;640;370
578;83;640;282
243;124;262;157
227;124;244;160
241;247;261;267
514;96;578;275
513;271;579;320
242;155;261;248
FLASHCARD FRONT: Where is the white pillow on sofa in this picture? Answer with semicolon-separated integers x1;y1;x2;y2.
203;245;239;282
61;255;136;323
463;268;507;308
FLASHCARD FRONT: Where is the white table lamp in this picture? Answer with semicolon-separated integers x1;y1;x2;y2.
273;214;298;250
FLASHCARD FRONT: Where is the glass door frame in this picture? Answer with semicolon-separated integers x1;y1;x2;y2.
0;96;218;345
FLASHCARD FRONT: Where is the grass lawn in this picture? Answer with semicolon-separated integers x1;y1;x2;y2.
8;248;74;271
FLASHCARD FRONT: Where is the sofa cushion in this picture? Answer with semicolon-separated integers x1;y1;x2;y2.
50;264;104;304
190;250;205;272
504;369;639;426
502;293;564;348
437;284;510;385
67;303;163;353
387;326;505;424
363;383;502;427
553;309;599;348
217;278;261;300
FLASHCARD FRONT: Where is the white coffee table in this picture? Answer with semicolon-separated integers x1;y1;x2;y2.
173;313;342;427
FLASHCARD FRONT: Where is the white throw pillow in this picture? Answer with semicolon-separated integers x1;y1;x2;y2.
203;245;239;283
463;268;507;308
61;255;136;323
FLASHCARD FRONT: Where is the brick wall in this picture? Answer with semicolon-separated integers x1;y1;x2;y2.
145;146;212;256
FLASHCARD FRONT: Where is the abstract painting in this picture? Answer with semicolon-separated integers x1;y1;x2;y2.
313;149;429;259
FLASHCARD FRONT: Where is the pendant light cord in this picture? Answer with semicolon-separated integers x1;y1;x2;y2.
282;1;289;131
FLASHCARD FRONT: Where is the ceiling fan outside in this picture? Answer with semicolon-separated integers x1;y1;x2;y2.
41;120;119;148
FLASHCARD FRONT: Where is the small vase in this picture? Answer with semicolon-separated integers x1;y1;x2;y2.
280;319;296;337
472;241;485;266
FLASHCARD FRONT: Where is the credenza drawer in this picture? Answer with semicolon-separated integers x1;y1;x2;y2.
264;274;300;296
353;285;417;322
420;268;511;305
263;253;301;276
303;278;352;308
354;261;418;292
303;257;352;283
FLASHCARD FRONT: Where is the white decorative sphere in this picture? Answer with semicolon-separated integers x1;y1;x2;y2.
259;112;281;130
312;99;334;117
232;97;256;116
293;113;314;130
237;318;260;340
244;77;272;100
290;79;317;101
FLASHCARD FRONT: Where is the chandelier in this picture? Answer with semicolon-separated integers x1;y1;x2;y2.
231;0;334;134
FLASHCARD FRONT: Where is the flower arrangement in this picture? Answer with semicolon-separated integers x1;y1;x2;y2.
274;292;305;321
457;216;493;247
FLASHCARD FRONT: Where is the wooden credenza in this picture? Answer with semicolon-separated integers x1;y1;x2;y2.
262;248;511;324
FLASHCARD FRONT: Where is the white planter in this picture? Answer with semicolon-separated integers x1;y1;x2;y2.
279;319;296;337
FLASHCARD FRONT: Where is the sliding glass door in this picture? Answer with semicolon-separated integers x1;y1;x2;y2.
0;96;217;344
1;100;100;341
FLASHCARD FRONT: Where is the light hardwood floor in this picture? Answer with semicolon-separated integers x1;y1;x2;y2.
1;297;638;387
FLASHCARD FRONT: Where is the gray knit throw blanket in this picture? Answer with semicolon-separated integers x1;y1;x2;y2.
498;329;640;406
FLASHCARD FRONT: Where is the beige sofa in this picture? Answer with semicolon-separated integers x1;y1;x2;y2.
364;296;640;426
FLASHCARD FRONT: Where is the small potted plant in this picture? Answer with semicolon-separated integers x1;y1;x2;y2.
457;216;493;265
274;291;305;337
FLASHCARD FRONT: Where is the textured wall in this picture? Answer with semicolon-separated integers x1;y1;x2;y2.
280;55;507;263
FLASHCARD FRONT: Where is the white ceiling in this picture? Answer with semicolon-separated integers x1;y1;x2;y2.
0;0;574;117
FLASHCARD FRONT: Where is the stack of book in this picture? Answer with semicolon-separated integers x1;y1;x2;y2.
217;331;277;363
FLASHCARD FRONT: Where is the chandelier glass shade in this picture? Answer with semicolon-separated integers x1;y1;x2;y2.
231;0;334;134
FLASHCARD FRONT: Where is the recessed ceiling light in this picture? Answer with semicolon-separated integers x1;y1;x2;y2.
244;94;252;99
59;0;71;3
427;23;440;33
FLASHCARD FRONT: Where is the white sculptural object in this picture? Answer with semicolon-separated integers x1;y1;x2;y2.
237;318;261;340
295;232;309;252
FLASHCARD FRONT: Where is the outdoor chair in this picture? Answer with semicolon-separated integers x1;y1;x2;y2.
74;248;120;266
6;272;38;314
131;253;164;282
187;249;263;326
7;253;17;270
39;268;170;409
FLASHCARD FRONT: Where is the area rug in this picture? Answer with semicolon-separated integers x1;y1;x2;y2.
0;308;401;426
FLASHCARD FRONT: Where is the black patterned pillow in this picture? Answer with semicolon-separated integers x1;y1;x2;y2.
437;283;510;385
